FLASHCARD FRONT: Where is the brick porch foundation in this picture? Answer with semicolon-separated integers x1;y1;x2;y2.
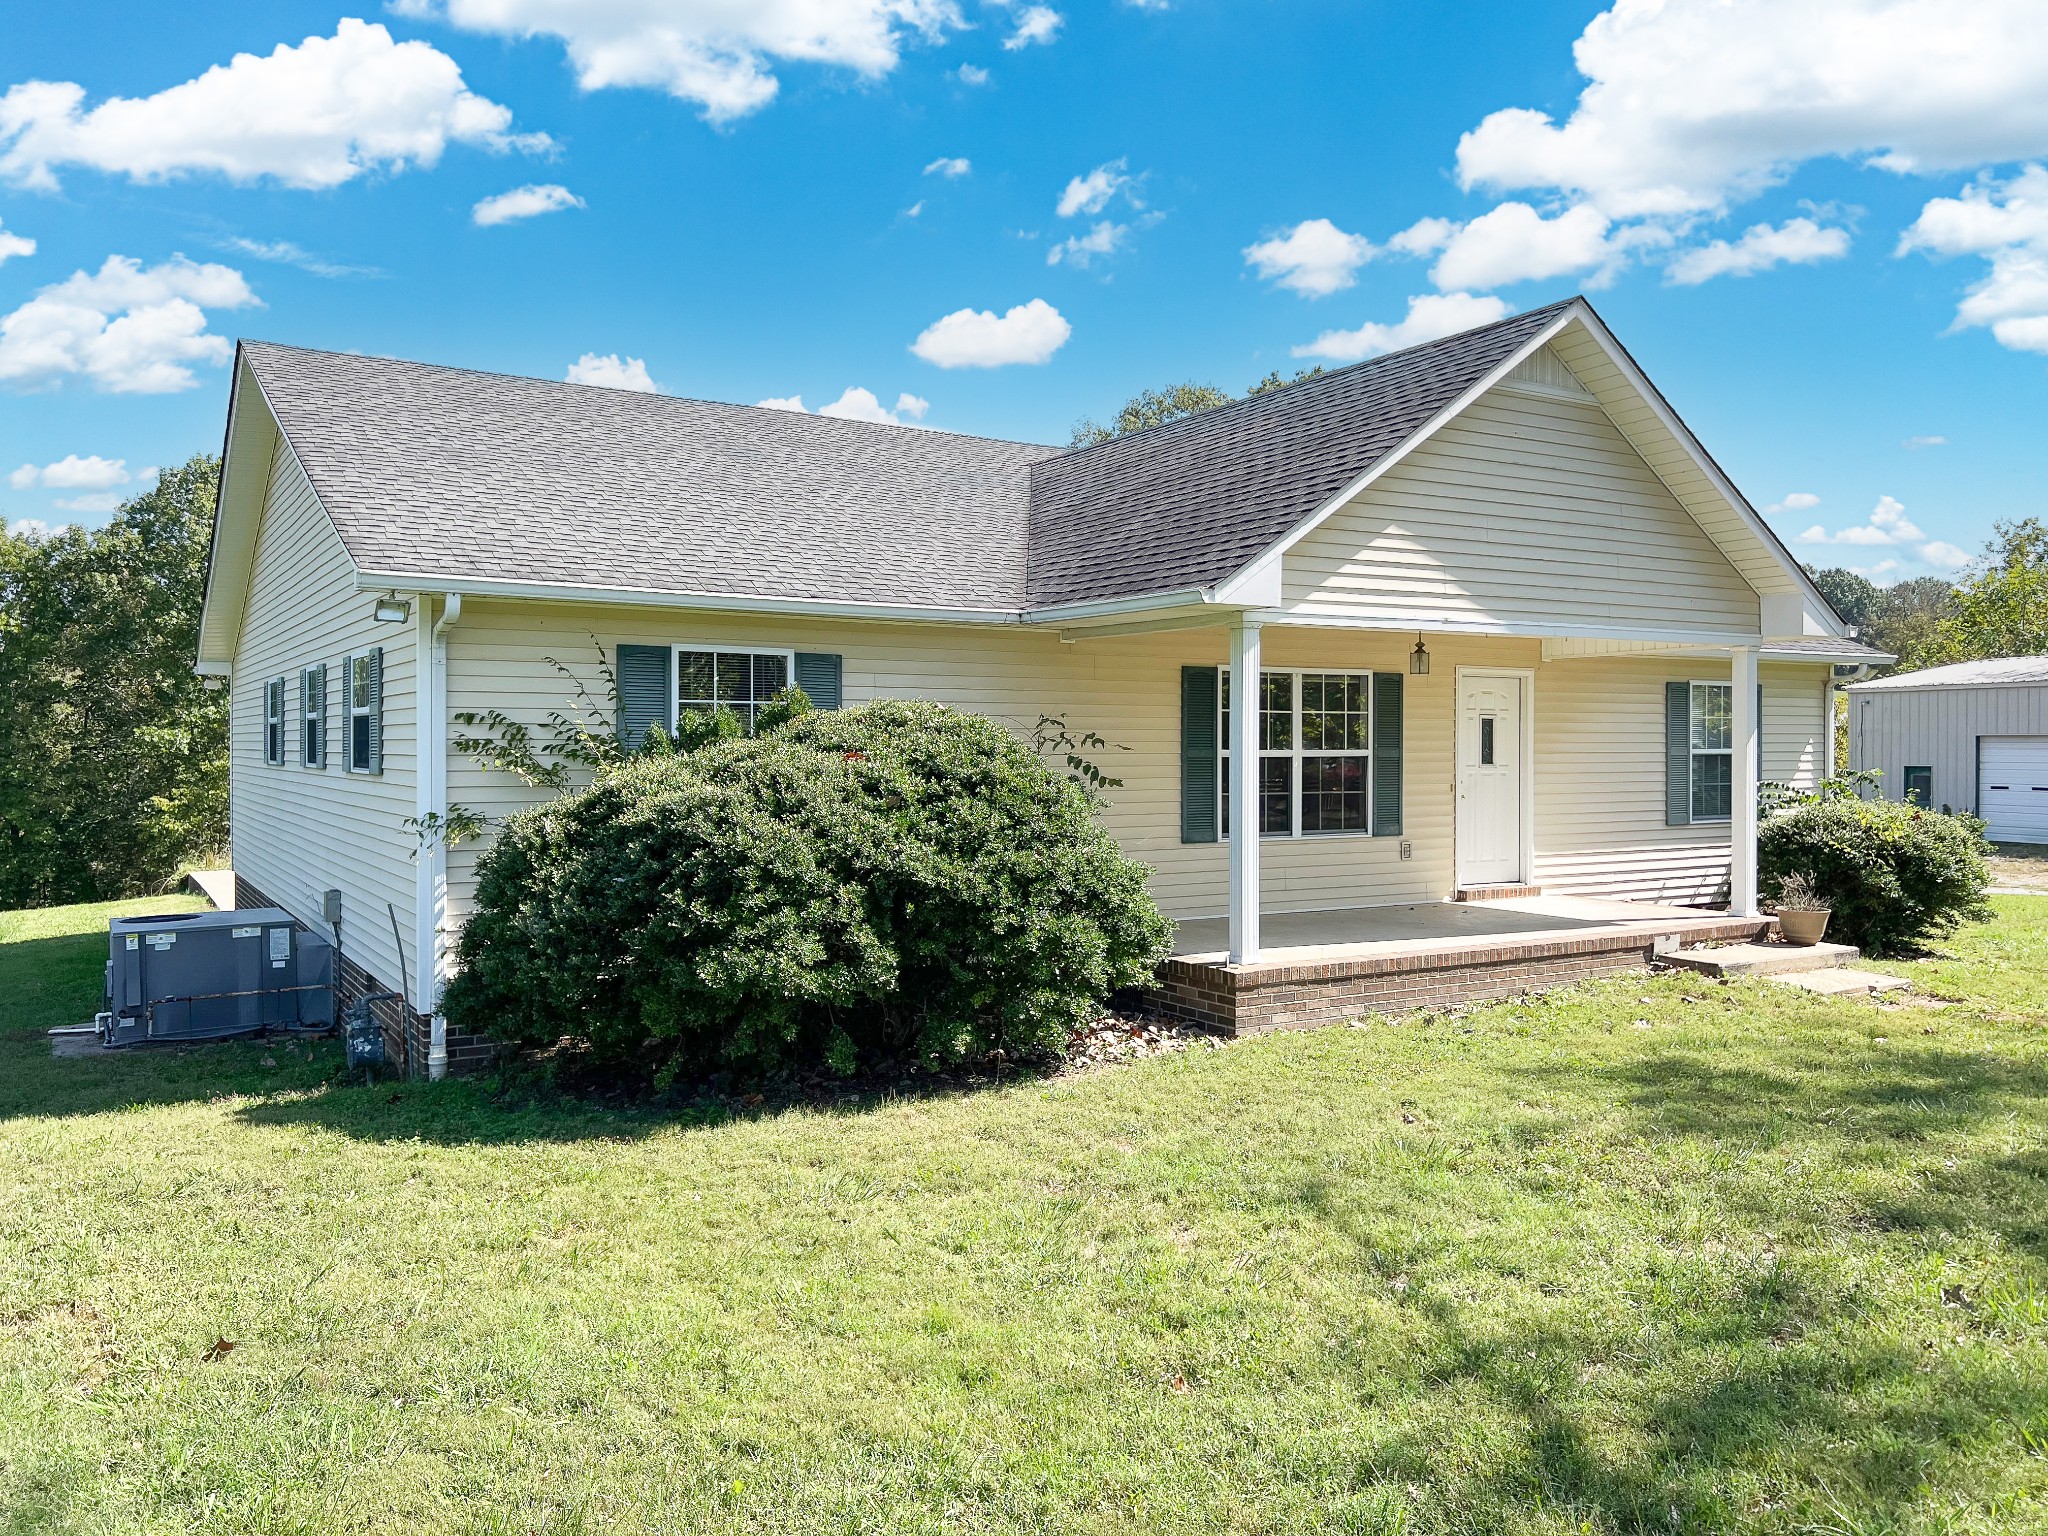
1151;912;1774;1034
232;875;497;1076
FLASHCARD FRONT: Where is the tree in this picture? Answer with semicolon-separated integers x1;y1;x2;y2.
1805;565;1954;673
1068;365;1331;448
0;456;227;908
1932;517;2048;662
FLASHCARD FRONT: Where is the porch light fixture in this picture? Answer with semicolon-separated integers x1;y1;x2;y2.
373;595;412;623
1409;636;1431;676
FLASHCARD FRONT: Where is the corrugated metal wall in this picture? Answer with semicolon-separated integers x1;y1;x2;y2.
1848;683;2048;813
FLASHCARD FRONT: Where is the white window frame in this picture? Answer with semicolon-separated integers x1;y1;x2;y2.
1689;680;1734;825
346;652;377;774
1218;666;1375;840
263;677;285;766
669;643;797;734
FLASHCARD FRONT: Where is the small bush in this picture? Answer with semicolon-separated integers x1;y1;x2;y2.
1759;793;1992;954
442;700;1173;1082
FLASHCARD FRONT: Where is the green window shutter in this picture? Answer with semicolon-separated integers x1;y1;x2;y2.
313;661;327;768
793;652;843;710
366;648;384;775
616;644;673;750
1372;671;1404;836
1665;680;1692;826
1180;665;1219;844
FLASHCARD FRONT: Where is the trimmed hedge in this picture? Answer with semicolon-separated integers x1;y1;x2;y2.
442;701;1172;1080
1760;795;1992;955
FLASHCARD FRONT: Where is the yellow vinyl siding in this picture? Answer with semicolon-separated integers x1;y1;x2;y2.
229;437;416;993
1763;662;1831;790
1282;383;1760;636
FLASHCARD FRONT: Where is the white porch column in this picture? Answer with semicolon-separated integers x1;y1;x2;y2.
1730;644;1761;917
1227;614;1262;964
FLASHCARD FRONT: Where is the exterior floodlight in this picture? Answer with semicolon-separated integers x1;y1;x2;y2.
373;596;412;623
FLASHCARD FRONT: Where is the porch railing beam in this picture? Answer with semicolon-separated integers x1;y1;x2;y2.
1730;644;1761;918
1228;614;1262;964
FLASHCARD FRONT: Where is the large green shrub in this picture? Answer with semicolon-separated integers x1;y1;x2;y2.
442;700;1173;1081
1759;792;1992;955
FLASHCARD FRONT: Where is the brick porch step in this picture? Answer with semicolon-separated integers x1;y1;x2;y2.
1658;940;1860;978
1454;885;1542;902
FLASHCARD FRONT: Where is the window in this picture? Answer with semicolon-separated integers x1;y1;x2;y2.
347;650;382;774
1903;765;1933;806
263;678;285;765
1689;681;1733;822
675;646;792;733
301;663;326;768
1220;669;1372;837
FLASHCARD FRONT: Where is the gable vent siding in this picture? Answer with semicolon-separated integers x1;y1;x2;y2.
1504;345;1594;398
616;645;674;749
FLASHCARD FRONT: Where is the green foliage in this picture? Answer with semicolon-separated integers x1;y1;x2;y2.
1032;713;1127;799
1760;786;1992;954
1246;364;1326;395
0;457;227;907
443;699;1172;1081
1931;516;2048;662
1067;366;1332;448
1805;564;1955;672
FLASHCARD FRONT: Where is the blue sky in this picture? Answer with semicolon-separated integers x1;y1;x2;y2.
2;0;2044;584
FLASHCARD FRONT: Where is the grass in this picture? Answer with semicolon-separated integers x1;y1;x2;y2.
2;898;2047;1534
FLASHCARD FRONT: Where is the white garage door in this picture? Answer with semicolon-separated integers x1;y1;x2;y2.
1979;737;2048;842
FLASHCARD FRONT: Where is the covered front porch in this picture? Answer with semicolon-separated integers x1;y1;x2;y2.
1156;892;1775;1034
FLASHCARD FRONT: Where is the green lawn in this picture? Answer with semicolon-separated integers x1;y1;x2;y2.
3;898;2047;1535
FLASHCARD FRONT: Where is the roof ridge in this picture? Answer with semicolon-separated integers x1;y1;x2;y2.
236;339;1061;454
1039;295;1583;465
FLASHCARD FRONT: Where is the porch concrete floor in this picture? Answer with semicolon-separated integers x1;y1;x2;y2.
1170;894;1741;968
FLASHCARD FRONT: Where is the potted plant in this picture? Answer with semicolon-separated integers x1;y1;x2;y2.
1772;873;1832;946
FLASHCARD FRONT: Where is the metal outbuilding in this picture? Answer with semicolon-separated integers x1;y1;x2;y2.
1846;656;2048;840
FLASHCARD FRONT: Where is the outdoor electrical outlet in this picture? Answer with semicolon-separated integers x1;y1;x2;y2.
1400;841;1413;860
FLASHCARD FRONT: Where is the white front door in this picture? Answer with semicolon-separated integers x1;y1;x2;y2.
1457;674;1525;887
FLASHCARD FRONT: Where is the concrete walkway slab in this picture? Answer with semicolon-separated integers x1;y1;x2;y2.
1660;940;1859;978
1769;969;1911;997
184;869;235;909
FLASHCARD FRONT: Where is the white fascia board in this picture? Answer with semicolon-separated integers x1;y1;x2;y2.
355;569;1030;626
1565;310;1851;637
195;354;278;670
1028;587;1218;626
1255;608;1765;648
1207;306;1583;603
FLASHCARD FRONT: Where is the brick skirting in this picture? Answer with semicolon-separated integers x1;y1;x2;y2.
1152;913;1773;1034
231;875;497;1076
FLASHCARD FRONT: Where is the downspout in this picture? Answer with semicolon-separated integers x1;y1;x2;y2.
416;592;461;1081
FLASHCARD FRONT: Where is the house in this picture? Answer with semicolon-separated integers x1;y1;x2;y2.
1848;656;2048;840
196;296;1886;1066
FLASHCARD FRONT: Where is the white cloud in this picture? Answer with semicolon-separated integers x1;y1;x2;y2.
1763;491;1821;515
1900;164;2048;354
1387;217;1455;257
755;387;934;424
904;199;925;217
1243;218;1376;298
224;237;376;279
1453;0;2048;220
1920;540;1972;570
1793;494;1979;578
1666;217;1850;284
565;352;656;391
1294;292;1511;363
911;297;1069;367
923;155;970;178
6;518;62;539
0;254;258;393
1057;158;1130;218
0;219;32;265
473;183;584;226
1904;434;1948;448
1047;220;1126;268
0;20;541;191
955;63;990;86
52;491;122;514
10;454;130;490
404;0;965;124
1427;201;1628;291
1002;5;1063;49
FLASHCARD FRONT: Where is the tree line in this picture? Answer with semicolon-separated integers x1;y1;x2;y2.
0;455;226;909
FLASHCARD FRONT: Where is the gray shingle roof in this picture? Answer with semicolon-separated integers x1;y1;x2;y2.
1765;637;1895;662
1847;655;2048;690
1024;299;1579;608
237;300;1593;615
240;342;1061;613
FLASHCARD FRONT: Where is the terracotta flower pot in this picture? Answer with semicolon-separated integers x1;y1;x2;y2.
1777;908;1832;946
